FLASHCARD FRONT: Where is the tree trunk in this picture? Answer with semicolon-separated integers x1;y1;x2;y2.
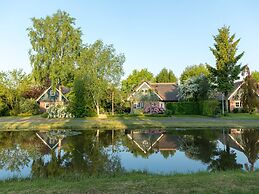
225;93;229;113
96;103;100;116
221;93;225;115
111;91;114;115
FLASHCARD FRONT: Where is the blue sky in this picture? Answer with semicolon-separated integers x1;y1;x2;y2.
0;0;259;79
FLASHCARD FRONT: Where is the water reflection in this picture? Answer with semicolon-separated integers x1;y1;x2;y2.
0;128;258;180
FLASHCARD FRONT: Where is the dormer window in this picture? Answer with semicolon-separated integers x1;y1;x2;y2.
50;90;56;96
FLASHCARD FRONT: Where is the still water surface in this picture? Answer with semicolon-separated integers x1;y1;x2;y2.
0;128;258;180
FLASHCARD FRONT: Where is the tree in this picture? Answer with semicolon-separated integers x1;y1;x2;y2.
27;10;82;87
178;74;211;101
72;40;125;116
122;68;154;95
155;68;177;83
180;64;209;84
0;69;29;115
251;71;259;82
207;26;244;113
241;75;259;113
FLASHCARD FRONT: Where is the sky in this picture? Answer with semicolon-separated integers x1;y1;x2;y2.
0;0;259;79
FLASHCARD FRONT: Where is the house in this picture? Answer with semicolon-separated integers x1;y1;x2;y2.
127;81;179;113
36;86;69;112
227;81;259;112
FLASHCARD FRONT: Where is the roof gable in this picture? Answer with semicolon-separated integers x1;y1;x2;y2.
36;86;68;102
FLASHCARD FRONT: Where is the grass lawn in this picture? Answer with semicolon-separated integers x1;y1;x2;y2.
1;171;259;193
0;113;259;131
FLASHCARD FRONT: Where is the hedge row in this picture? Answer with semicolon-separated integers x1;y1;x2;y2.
166;100;220;116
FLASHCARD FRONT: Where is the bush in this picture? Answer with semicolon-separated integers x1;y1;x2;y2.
166;102;199;115
144;105;165;114
0;101;9;116
19;98;40;115
199;100;220;116
166;100;220;116
233;108;239;113
47;105;74;118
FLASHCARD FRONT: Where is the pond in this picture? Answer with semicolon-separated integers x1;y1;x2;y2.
0;128;258;180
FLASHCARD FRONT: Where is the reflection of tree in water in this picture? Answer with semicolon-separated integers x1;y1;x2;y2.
0;145;30;172
208;129;242;171
241;129;259;172
0;131;42;173
31;130;123;178
208;150;242;171
179;130;219;164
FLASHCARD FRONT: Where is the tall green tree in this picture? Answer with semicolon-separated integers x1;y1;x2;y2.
180;64;209;84
122;68;154;95
251;71;259;82
241;75;259;113
27;10;82;87
207;26;244;113
72;40;125;116
155;68;177;83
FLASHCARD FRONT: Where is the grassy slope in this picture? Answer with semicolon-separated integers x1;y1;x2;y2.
0;113;259;130
1;171;259;194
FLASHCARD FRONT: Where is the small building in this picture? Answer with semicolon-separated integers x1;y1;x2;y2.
36;86;69;112
127;81;179;113
227;81;259;112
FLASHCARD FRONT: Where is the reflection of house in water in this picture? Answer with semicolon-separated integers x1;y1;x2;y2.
218;129;259;171
36;131;64;150
126;130;182;154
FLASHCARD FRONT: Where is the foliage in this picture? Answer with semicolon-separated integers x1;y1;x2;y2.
27;10;82;87
207;26;244;113
121;68;154;95
166;100;219;116
0;69;30;115
71;40;125;116
166;102;200;115
180;64;209;84
208;150;242;171
199;100;220;117
19;98;40;115
144;105;165;114
155;68;177;83
251;71;259;82
22;86;46;99
47;105;74;118
178;74;212;101
0;100;9;116
241;75;259;113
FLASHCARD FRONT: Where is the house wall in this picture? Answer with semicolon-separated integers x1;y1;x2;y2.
39;101;65;112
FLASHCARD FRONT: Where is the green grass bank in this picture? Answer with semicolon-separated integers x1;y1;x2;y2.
0;113;259;131
1;171;259;193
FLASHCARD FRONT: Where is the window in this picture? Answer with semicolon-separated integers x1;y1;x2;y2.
134;102;144;109
45;103;50;109
235;101;241;108
50;90;56;96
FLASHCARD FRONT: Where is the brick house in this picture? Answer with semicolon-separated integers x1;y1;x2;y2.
36;86;69;112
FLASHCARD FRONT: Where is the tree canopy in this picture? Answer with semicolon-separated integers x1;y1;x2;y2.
122;68;154;95
180;64;209;84
241;75;259;113
155;68;177;83
251;71;259;82
71;40;125;116
27;10;82;87
207;26;244;113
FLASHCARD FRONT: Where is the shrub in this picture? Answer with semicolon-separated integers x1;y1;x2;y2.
233;108;239;113
144;105;165;114
199;100;220;116
0;101;9;116
47;105;74;118
166;100;220;116
19;98;40;115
